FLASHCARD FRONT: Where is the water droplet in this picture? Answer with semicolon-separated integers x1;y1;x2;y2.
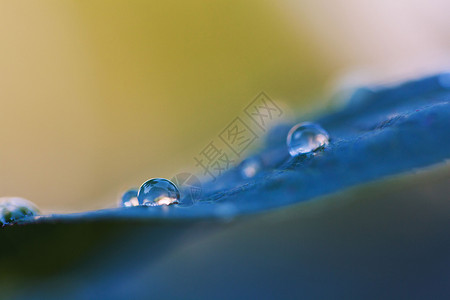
0;197;40;225
137;178;180;207
286;122;329;157
119;189;139;207
239;156;263;178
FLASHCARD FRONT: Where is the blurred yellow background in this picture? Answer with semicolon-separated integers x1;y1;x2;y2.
1;1;449;212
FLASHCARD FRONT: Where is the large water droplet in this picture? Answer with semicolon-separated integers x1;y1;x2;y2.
239;156;263;178
119;189;139;207
0;197;40;225
286;122;329;157
137;178;180;207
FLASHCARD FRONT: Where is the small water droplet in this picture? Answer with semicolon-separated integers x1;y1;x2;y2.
119;189;139;207
287;122;329;157
239;156;263;178
0;197;40;225
137;178;180;207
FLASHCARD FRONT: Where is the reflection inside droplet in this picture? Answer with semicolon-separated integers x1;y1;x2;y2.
0;197;40;225
286;122;329;157
137;178;180;207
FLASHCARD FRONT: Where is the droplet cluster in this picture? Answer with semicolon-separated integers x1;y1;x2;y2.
121;122;329;207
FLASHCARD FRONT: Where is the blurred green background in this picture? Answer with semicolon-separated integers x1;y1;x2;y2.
1;0;449;212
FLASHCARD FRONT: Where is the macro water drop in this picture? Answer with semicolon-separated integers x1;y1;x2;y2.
120;189;139;207
286;122;329;157
0;197;40;225
239;156;263;178
137;178;180;207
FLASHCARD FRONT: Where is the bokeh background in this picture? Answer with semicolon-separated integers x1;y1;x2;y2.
1;0;450;212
